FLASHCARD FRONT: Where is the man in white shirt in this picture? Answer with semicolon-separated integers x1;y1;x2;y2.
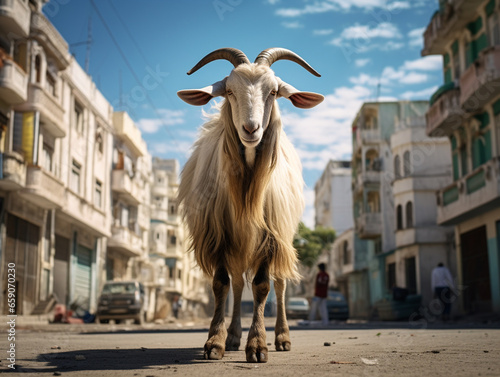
431;263;455;321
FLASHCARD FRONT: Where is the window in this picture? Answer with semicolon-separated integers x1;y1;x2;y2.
42;142;53;173
394;155;401;179
170;203;176;215
94;180;102;208
73;101;84;134
406;201;413;228
70;161;81;194
387;262;396;290
342;241;350;265
403;151;411;177
95;130;103;154
34;54;41;83
471;113;492;170
367;191;380;213
396;205;403;230
45;71;56;97
452;41;461;80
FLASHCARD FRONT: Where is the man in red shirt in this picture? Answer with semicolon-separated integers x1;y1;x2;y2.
309;263;329;325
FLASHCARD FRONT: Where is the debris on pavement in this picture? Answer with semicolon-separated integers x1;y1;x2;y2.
75;355;86;361
324;342;332;346
361;357;379;365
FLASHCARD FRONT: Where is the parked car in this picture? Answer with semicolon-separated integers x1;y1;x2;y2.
286;297;310;319
326;291;349;321
96;281;146;324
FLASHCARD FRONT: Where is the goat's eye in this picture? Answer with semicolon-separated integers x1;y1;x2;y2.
270;89;277;96
227;89;233;96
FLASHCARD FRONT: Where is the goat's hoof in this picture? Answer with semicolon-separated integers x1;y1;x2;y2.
275;340;291;351
246;346;268;363
225;333;241;351
204;342;225;360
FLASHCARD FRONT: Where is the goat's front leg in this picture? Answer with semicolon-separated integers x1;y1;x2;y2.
204;267;230;360
246;264;270;363
274;277;291;351
226;272;244;351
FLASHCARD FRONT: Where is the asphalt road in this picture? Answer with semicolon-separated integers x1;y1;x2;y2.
4;318;500;376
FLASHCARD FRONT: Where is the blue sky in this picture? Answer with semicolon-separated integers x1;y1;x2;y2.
46;0;442;228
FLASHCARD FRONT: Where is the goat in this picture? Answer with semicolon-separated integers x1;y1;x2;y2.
177;48;324;363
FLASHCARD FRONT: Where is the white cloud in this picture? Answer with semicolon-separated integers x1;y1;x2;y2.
340;22;401;40
265;0;280;4
282;21;304;28
313;29;334;36
137;109;186;134
408;27;425;47
399;71;428;84
276;0;393;17
400;85;438;100
355;58;371;67
387;1;410;10
402;55;442;71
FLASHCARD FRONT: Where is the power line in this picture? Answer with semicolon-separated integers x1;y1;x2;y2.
89;0;180;149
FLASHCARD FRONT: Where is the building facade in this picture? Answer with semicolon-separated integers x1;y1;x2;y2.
314;160;353;235
423;0;500;313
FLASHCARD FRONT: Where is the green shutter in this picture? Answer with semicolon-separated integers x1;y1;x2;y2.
493;98;500;115
468;17;483;36
461;147;468;176
466;42;474;68
452;153;459;181
486;0;496;16
452;40;459;55
451;135;457;150
474;112;490;129
443;52;450;67
475;33;489;56
485;130;492;161
444;68;452;84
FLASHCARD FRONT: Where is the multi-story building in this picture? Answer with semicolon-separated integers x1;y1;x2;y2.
423;0;500;313
350;100;454;317
390;105;455;309
0;0;114;314
314;160;353;235
150;158;208;319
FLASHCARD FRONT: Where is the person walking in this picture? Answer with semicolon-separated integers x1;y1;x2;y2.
431;262;455;321
309;263;330;325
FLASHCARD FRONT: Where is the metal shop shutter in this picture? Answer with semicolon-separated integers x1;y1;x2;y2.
74;245;92;311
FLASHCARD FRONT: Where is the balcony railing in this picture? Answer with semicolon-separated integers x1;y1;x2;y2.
0;58;28;104
355;212;382;239
30;11;70;69
0;0;31;37
112;169;142;205
422;0;485;56
460;46;500;111
436;158;500;225
108;225;143;258
0;152;25;190
113;112;147;157
21;166;65;209
20;83;66;137
426;83;461;137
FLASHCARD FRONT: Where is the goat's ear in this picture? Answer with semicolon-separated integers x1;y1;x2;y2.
177;78;226;106
277;78;324;109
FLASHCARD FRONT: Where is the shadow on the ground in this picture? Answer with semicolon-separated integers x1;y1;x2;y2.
18;347;204;374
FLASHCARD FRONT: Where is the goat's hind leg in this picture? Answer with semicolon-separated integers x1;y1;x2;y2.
274;277;291;351
246;263;270;363
204;267;230;360
226;273;244;351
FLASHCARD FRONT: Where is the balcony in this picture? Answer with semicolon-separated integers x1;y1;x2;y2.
137;204;150;230
355;212;381;239
426;83;461;137
18;83;66;137
20;166;64;209
396;227;449;248
0;0;31;37
165;277;182;293
460;47;500;111
113;112;147;157
0;152;25;190
112;169;142;205
436;158;500;225
151;207;168;222
108;225;143;258
360;129;380;144
0;58;28;104
30;11;70;69
422;0;485;56
152;184;168;197
166;243;183;259
58;189;110;238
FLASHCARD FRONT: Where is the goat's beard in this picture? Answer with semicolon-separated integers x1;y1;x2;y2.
221;100;281;228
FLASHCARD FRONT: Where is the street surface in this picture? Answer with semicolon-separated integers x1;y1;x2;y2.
3;317;500;376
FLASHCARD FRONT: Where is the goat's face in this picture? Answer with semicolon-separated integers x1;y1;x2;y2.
225;65;277;148
177;48;324;148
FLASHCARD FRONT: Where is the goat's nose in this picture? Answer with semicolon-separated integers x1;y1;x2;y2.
243;123;259;134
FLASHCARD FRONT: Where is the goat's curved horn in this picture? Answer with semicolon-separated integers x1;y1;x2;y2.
254;48;321;77
187;48;250;75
